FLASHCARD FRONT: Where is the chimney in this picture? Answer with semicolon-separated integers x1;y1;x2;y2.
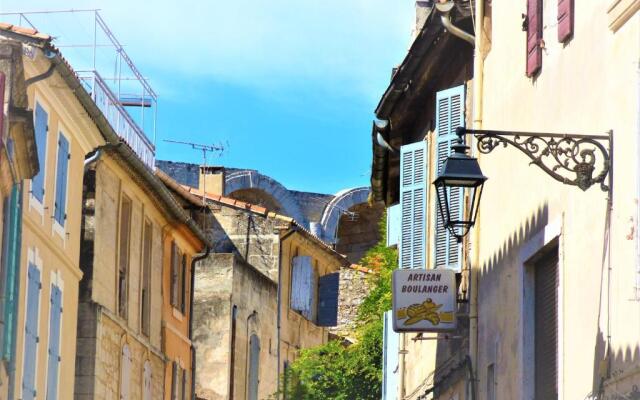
411;1;433;42
198;166;225;196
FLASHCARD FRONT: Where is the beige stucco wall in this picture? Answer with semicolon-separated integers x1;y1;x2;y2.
474;1;640;398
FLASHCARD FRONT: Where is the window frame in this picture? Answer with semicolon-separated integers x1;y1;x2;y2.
117;195;133;320
141;219;152;336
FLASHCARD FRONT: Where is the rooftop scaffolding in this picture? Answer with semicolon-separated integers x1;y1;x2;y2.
0;9;157;169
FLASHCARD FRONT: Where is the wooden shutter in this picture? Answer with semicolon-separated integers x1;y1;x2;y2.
46;285;62;400
142;361;152;400
386;204;401;248
170;242;179;308
32;103;48;202
180;254;187;313
534;253;558;400
526;0;543;77
120;345;131;400
434;85;464;272
382;311;399;400
141;222;152;336
399;141;427;269
54;134;69;226
2;185;22;361
22;262;40;400
171;362;178;400
290;256;315;319
557;0;574;42
317;273;339;327
248;334;260;400
118;197;132;319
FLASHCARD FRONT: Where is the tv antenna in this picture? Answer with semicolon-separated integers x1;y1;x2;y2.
163;139;226;209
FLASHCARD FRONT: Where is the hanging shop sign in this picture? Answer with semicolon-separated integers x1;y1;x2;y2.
392;269;457;332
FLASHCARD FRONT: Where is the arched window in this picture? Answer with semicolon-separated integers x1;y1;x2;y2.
120;344;131;400
247;334;260;400
142;360;152;400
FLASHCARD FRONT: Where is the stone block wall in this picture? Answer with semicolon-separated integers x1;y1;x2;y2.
330;266;374;339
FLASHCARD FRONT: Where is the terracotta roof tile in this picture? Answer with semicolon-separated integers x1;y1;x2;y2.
0;22;51;40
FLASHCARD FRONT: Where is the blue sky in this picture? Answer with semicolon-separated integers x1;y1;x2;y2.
3;1;415;194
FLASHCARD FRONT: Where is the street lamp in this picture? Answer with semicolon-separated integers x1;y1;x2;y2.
433;129;487;243
433;126;612;242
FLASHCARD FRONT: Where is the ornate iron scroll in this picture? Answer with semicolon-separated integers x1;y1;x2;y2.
458;128;612;192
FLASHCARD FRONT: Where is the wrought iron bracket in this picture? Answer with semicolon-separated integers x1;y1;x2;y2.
456;127;612;192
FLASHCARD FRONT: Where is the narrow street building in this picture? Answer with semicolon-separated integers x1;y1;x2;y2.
0;38;39;400
0;27;105;400
159;172;350;400
374;1;640;399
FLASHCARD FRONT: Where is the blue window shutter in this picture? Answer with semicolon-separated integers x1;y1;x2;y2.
399;141;428;269
32;103;48;202
22;262;41;400
382;311;399;400
290;256;315;319
386;204;401;248
54;135;69;226
434;85;465;272
317;273;339;327
46;285;62;400
248;334;260;400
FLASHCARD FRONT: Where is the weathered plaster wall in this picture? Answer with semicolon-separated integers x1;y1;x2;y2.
475;1;640;398
193;254;234;400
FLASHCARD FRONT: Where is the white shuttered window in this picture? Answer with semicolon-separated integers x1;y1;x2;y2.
434;85;465;272
399;141;428;269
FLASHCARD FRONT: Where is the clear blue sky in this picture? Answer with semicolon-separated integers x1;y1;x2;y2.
3;1;415;194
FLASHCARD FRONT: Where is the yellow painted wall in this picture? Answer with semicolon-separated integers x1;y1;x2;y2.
162;226;203;400
278;232;342;369
12;53;103;400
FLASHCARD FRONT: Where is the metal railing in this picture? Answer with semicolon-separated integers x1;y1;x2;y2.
78;70;155;168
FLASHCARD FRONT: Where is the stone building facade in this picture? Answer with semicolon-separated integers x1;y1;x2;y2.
159;173;350;400
156;160;384;264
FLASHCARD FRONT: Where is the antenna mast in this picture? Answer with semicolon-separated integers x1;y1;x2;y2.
163;139;225;208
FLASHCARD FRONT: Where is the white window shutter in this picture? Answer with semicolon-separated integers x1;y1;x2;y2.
382;311;399;400
399;141;428;269
434;84;465;272
386;204;401;248
120;345;131;400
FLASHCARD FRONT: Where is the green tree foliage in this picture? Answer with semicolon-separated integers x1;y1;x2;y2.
278;213;397;399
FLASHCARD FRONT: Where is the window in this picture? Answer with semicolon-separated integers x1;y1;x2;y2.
290;256;315;320
290;256;339;326
31;102;48;203
180;253;187;314
487;363;496;400
46;284;62;400
118;196;132;319
533;252;558;400
120;344;131;400
1;185;21;361
141;221;152;336
22;262;41;400
526;0;543;77
247;334;260;400
171;361;186;400
142;360;152;400
53;133;69;227
170;241;184;311
399;141;427;269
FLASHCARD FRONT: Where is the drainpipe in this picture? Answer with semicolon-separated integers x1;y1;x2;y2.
436;2;475;46
24;63;56;88
189;245;211;400
469;0;484;398
276;228;296;399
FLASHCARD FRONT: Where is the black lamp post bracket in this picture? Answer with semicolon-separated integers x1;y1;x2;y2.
456;127;612;192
